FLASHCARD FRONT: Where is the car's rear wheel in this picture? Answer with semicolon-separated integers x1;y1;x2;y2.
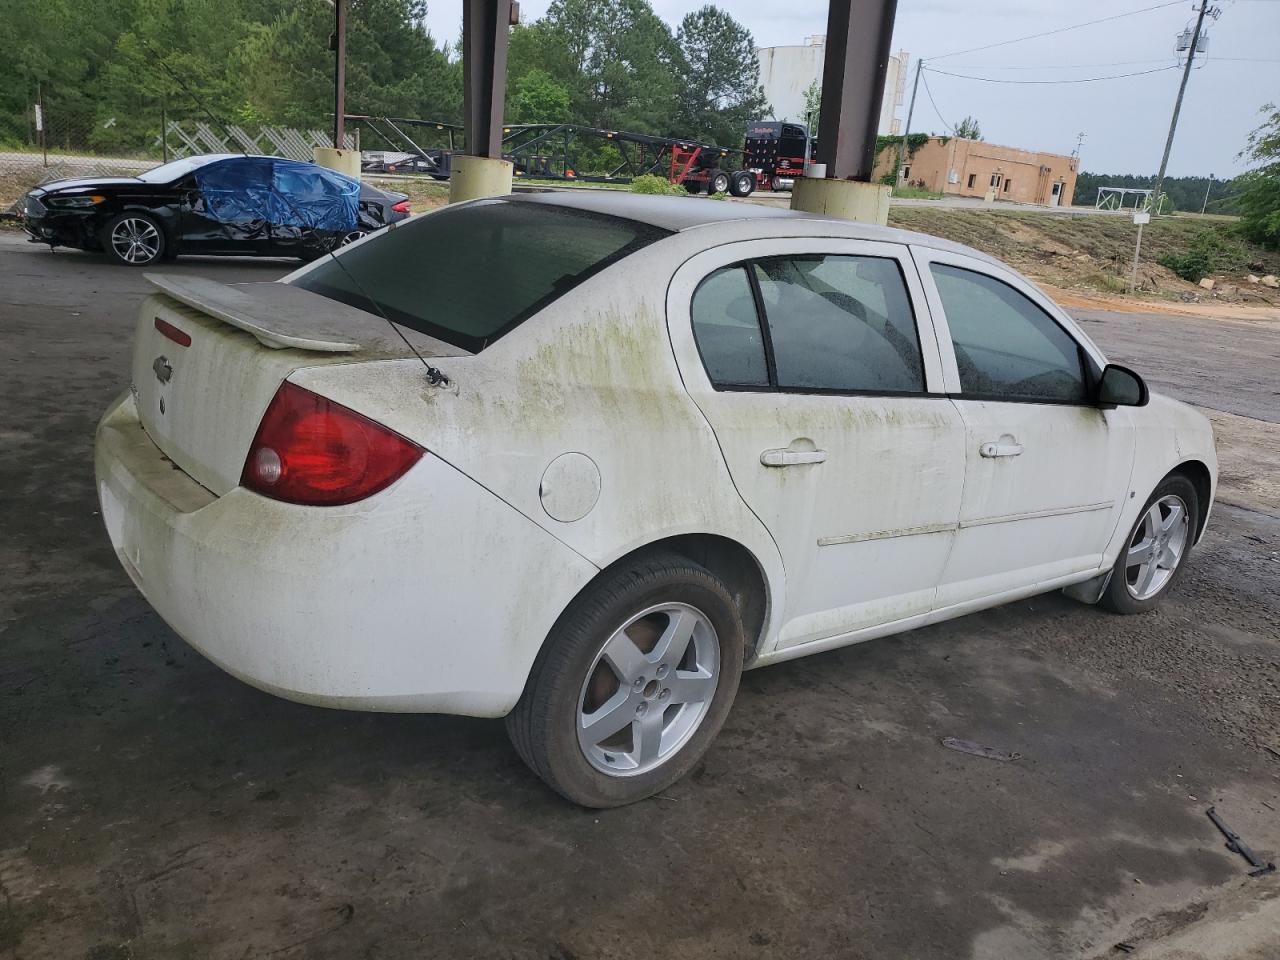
102;213;165;266
506;552;744;807
1100;474;1199;614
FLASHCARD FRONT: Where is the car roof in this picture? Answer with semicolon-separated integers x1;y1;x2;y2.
502;188;998;265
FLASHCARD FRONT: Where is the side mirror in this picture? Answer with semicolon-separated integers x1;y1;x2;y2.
1097;363;1148;407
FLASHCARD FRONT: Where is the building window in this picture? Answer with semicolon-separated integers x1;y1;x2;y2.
967;173;976;189
990;173;1001;188
1004;179;1012;193
902;165;910;180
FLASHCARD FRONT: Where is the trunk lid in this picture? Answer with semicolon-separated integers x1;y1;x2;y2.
131;274;464;496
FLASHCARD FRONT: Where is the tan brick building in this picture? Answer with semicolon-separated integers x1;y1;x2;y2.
874;137;1078;206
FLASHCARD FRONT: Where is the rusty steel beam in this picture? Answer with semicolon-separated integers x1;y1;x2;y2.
814;0;900;181
462;0;517;158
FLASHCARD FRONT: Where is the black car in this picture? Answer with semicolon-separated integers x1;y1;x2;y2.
19;154;412;266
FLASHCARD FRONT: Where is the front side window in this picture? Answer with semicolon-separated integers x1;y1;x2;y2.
752;255;925;393
930;263;1088;403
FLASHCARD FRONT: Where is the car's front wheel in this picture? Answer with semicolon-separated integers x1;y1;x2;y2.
506;552;745;807
102;212;166;266
1100;474;1199;614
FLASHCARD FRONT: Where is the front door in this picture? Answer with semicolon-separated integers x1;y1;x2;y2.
667;239;966;653
1050;182;1062;206
180;157;273;255
912;247;1134;608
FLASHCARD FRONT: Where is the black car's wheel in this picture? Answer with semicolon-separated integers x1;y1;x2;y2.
102;212;166;266
1099;474;1200;614
339;230;367;246
506;552;745;808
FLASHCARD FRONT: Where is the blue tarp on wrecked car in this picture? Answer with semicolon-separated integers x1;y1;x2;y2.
195;157;359;235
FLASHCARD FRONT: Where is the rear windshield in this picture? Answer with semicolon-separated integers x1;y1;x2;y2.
292;198;670;352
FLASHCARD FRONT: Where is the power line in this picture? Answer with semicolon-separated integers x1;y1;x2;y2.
941;58;1178;71
930;0;1184;61
920;70;953;133
926;64;1181;85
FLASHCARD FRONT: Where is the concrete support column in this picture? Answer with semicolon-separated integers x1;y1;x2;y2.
790;177;890;225
312;146;361;179
449;154;514;203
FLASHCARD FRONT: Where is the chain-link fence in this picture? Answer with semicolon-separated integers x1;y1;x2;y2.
2;96;351;214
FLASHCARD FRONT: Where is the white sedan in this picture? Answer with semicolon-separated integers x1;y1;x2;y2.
95;191;1216;807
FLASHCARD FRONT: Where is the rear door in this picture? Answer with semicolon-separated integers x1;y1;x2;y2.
911;247;1135;607
667;238;966;654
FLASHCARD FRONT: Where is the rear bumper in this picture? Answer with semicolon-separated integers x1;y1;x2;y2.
95;391;598;716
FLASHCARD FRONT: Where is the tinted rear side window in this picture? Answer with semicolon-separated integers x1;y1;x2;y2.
753;255;924;393
293;199;670;352
690;266;769;386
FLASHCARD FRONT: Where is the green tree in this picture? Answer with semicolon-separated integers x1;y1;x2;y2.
1236;103;1280;248
802;79;821;130
954;115;982;140
509;69;571;123
541;0;682;134
674;5;768;146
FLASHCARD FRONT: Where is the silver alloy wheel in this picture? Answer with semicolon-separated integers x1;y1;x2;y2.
339;230;366;246
1124;494;1190;600
576;602;720;777
111;217;161;264
711;173;730;194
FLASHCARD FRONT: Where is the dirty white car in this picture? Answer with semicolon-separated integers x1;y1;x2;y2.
96;192;1216;807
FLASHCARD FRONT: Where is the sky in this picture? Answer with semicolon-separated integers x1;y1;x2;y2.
420;0;1280;177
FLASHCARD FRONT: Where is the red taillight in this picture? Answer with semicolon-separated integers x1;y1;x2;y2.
391;199;411;214
241;382;423;506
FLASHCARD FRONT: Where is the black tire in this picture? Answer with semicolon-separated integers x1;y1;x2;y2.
728;171;755;197
100;212;166;266
708;169;731;195
506;552;745;808
683;180;701;194
1099;474;1200;614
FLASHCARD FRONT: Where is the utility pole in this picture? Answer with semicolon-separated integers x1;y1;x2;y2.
1130;0;1215;292
1200;172;1214;214
896;57;922;184
332;0;347;149
1150;0;1215;215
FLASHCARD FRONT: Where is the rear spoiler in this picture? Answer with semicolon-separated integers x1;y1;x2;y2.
145;274;362;352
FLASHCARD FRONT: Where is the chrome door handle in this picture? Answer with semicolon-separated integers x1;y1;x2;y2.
760;448;828;467
980;440;1024;458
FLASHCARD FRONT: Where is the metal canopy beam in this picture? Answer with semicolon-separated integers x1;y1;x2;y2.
462;0;516;158
814;0;899;181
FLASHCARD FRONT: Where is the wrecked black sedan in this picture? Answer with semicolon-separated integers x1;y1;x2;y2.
19;154;411;266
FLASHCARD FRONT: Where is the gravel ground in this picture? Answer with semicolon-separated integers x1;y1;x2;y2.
1;232;1277;960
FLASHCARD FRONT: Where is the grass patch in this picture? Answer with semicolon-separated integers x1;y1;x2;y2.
891;185;943;201
885;208;1280;299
